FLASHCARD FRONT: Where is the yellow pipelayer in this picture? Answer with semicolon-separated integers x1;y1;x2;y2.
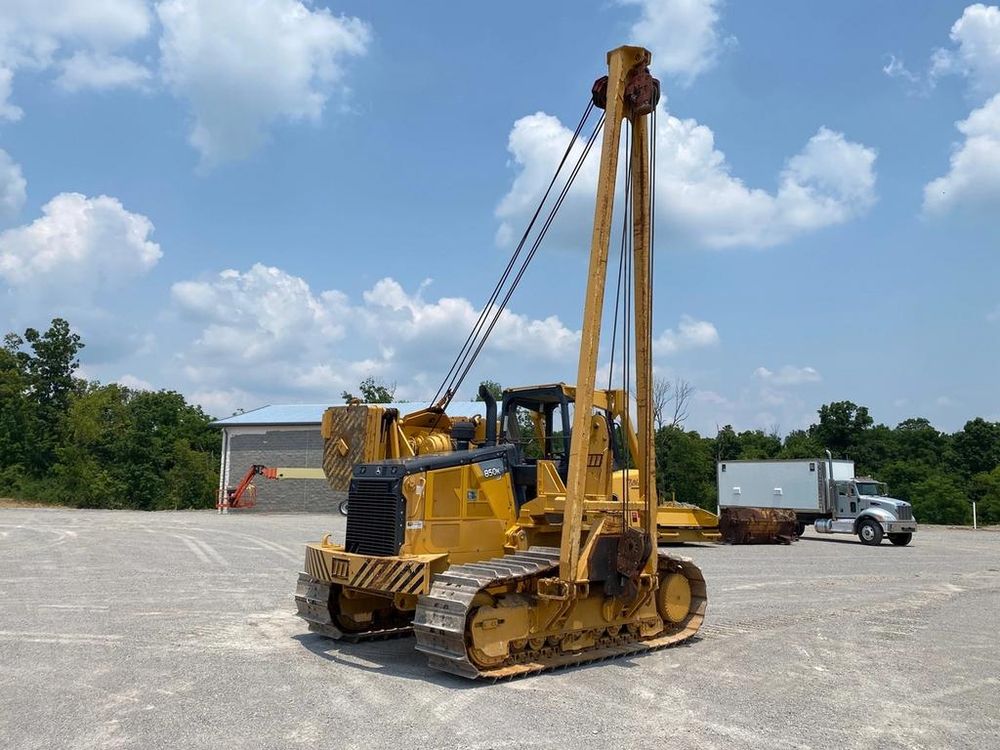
295;45;709;676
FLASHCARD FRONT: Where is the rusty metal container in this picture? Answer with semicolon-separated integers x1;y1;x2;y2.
719;507;798;545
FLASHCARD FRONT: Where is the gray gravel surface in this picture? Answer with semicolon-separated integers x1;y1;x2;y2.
1;508;997;749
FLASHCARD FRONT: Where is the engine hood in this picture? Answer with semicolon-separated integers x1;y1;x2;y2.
861;496;909;511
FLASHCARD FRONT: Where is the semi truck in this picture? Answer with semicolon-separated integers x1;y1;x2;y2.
717;454;917;546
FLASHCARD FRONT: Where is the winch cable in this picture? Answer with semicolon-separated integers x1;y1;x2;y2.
437;107;603;407
432;100;596;407
438;110;606;406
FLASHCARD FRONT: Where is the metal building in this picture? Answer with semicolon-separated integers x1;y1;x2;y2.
212;402;488;513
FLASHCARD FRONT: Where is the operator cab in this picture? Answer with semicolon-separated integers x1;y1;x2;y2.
498;383;626;507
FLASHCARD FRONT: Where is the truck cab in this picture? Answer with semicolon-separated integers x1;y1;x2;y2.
824;477;917;546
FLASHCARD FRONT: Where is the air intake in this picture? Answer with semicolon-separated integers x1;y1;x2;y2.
345;476;406;556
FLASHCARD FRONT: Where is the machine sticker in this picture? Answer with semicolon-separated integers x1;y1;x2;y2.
406;520;424;530
477;457;507;480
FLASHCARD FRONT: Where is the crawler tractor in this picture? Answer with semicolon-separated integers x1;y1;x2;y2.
295;45;707;678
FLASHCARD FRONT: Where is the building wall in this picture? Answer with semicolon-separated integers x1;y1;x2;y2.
224;426;343;513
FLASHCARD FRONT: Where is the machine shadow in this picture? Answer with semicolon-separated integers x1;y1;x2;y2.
293;632;698;687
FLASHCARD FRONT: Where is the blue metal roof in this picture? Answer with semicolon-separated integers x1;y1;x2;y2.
211;401;489;427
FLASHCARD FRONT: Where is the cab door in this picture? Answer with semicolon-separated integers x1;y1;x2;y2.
835;481;858;519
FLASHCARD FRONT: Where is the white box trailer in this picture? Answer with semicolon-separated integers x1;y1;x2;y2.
718;459;853;515
717;458;917;546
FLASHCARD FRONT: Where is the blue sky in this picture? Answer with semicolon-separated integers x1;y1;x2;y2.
0;0;997;434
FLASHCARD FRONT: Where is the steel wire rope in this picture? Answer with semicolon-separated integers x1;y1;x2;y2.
432;100;596;406
443;113;607;402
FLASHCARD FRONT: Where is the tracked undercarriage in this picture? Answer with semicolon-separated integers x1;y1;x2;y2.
295;545;705;677
414;547;705;678
294;574;413;642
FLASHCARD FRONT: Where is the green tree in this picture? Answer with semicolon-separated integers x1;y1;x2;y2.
21;319;83;410
909;474;970;525
875;460;933;505
52;385;219;510
779;429;823;458
3;318;84;476
0;346;33;485
953;418;1000;478
712;425;740;461
655;426;715;510
969;467;1000;526
851;423;897;476
735;429;781;459
474;380;503;401
810;401;873;455
342;376;396;404
892;418;951;466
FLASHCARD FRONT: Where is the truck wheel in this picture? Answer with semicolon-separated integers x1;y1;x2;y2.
888;533;912;546
338;499;349;517
857;518;883;546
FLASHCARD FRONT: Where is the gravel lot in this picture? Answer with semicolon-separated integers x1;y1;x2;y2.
1;508;997;750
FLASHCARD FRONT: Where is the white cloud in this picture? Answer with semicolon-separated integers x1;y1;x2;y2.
0;1;372;163
930;3;1000;97
0;67;22;121
56;51;152;92
497;109;877;250
188;387;258;418
156;0;371;166
357;277;580;363
621;0;734;82
115;373;155;391
883;54;920;84
753;365;822;386
170;265;584;408
172;263;349;364
922;5;1000;217
923;93;1000;215
0;192;161;293
0;0;152;117
0;148;26;219
654;315;719;355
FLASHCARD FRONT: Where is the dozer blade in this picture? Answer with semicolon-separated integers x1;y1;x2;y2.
412;548;706;679
656;502;722;544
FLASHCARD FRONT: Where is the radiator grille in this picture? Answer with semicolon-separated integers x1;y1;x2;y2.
345;477;405;556
896;504;912;521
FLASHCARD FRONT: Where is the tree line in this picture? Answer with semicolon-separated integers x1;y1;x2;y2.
2;320;997;524
656;401;1000;525
1;319;219;509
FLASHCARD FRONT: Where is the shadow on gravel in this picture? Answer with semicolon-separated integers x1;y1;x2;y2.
797;536;869;546
293;631;696;686
293;632;481;687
